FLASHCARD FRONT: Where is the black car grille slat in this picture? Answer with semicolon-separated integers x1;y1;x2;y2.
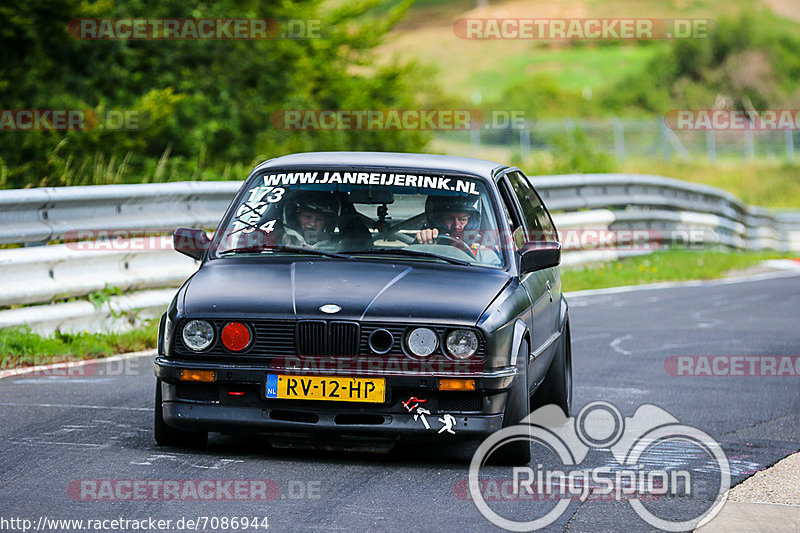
174;319;484;359
439;393;483;412
329;321;360;357
176;383;219;403
297;320;327;356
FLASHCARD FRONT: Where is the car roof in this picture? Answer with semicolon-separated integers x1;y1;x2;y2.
253;152;507;179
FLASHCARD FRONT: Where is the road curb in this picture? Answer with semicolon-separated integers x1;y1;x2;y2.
695;501;800;532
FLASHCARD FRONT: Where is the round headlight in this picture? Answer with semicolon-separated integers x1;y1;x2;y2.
182;319;214;351
406;327;438;357
445;329;479;359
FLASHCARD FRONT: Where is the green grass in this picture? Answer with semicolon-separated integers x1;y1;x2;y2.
468;43;665;100
562;248;794;292
0;321;158;369
621;158;800;209
376;0;797;103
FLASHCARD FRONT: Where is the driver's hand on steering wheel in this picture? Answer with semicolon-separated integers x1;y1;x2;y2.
415;228;439;244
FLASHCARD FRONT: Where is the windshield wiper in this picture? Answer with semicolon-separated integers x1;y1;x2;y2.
346;248;471;266
218;245;352;260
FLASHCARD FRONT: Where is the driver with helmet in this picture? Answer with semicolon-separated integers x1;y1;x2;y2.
415;195;481;246
282;190;341;248
415;194;500;264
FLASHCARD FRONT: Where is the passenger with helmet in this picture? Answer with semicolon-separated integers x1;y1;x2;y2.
282;191;341;248
280;190;373;250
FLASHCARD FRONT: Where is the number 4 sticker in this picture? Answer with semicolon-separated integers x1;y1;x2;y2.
260;220;276;233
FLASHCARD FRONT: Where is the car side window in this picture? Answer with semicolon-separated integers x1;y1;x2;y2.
497;178;527;249
506;171;557;243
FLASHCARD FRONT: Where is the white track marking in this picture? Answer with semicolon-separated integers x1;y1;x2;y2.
610;334;633;355
0;402;149;411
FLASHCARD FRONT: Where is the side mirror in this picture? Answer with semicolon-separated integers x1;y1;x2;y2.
519;242;560;275
173;227;210;260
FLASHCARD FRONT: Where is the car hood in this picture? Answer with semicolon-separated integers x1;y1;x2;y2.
183;259;510;325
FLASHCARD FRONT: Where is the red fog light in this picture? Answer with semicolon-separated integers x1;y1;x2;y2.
221;322;251;351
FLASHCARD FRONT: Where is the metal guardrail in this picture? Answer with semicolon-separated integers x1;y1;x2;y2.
0;181;239;244
0;175;798;334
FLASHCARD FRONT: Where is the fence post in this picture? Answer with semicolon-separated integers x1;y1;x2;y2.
706;130;716;163
612;118;625;160
519;123;530;160
744;130;755;159
786;130;795;163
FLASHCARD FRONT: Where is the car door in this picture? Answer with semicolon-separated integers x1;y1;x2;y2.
501;170;561;363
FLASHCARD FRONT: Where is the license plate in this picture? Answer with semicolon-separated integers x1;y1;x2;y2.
265;374;385;403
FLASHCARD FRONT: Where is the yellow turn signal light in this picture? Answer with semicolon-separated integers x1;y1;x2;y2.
438;378;476;391
179;369;216;382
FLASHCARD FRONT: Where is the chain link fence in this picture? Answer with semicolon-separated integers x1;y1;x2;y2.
444;118;799;162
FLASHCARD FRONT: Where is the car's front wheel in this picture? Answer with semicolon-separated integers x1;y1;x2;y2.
531;320;572;417
154;379;208;448
491;340;532;466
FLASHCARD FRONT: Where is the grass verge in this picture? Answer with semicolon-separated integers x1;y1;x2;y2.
562;249;794;292
0;320;158;370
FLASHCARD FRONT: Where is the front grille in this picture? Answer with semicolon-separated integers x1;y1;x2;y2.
296;320;360;357
439;393;483;412
174;319;484;360
176;383;219;403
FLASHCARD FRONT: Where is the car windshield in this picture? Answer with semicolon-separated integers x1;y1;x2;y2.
214;168;506;267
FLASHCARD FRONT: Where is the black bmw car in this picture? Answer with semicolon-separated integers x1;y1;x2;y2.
154;152;571;464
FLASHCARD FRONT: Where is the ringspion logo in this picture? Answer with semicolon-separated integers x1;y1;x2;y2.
470;402;730;531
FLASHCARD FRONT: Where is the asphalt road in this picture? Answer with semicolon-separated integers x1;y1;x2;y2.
1;273;799;533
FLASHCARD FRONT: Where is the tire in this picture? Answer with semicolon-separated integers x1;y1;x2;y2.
531;320;573;417
154;379;208;448
491;341;531;466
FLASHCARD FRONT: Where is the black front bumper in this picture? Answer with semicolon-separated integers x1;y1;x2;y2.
154;356;516;441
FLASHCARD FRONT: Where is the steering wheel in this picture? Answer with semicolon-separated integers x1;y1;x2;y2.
436;234;474;256
384;231;415;244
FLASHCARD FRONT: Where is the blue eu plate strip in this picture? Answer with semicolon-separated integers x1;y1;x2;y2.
266;374;278;398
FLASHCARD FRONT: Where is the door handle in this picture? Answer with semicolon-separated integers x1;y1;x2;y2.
546;279;553;302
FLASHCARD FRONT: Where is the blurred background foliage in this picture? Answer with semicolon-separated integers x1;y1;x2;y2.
0;0;427;188
1;0;799;198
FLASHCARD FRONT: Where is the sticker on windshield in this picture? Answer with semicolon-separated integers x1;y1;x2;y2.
258;172;479;195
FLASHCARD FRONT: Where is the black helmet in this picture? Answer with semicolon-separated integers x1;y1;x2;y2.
285;190;341;241
425;194;481;232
